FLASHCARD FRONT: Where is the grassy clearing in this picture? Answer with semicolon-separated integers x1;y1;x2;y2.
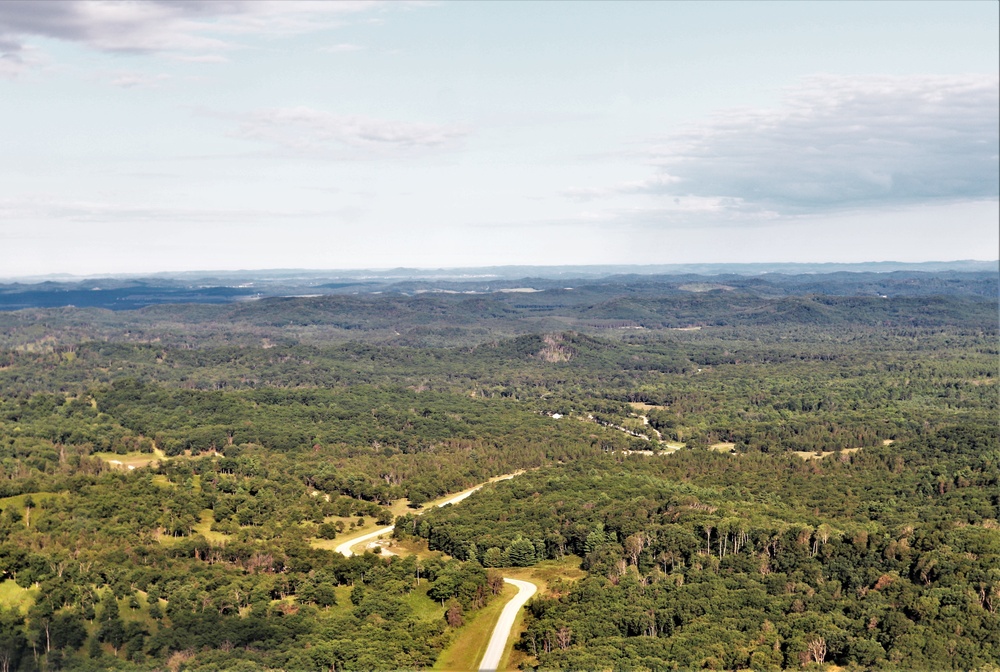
382;537;444;560
709;442;736;453
193;509;230;543
433;581;518;672
628;402;667;411
149;473;201;490
92;448;166;469
302;586;355;620
0;579;38;614
304;584;441;637
502;555;585;595
405;581;444;622
794;447;863;461
155;532;183;547
390;497;418;517
0;491;64;511
155;510;218;546
333;585;352;607
151;474;175;488
390;537;447;562
310;538;341;552
121;590;160;630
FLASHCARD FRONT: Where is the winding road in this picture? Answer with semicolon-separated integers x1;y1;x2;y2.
333;523;395;557
478;578;537;671
334;473;517;557
332;473;530;670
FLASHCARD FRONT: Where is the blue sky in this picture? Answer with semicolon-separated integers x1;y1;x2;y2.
1;1;997;276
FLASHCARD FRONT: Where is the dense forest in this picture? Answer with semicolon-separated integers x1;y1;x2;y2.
0;270;996;670
408;433;999;669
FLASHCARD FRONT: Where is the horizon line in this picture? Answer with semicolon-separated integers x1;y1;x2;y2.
2;259;996;284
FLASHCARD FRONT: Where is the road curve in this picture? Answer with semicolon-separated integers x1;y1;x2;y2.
335;474;537;670
335;473;519;558
334;525;395;557
478;578;537;672
330;474;533;671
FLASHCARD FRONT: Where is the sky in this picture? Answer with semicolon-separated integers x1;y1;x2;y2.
0;0;997;277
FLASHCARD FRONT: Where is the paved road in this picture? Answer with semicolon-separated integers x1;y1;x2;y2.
335;473;518;558
334;524;395;557
478;578;537;671
332;474;533;672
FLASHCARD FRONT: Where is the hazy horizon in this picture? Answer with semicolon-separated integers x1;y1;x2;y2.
3;258;997;284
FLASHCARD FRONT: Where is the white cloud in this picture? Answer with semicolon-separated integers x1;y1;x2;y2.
655;74;998;208
229;106;469;155
571;74;999;219
0;34;44;78
1;1;229;55
0;0;390;73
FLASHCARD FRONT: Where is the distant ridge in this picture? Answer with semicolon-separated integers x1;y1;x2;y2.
3;260;997;284
0;262;996;312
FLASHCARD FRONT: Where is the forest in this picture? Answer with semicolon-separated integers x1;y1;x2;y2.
0;270;996;670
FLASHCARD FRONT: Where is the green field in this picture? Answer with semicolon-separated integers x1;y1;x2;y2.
0;491;64;512
0;579;38;614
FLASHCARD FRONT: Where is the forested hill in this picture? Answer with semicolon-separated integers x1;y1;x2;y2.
0;272;996;350
0;268;995;670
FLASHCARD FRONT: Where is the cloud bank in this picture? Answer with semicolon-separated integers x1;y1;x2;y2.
578;75;999;221
664;74;1000;208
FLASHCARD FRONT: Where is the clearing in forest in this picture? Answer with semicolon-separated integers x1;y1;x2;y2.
92;447;167;469
794;447;863;461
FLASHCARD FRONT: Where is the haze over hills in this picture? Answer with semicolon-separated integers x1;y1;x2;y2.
4;260;996;284
0;261;996;311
